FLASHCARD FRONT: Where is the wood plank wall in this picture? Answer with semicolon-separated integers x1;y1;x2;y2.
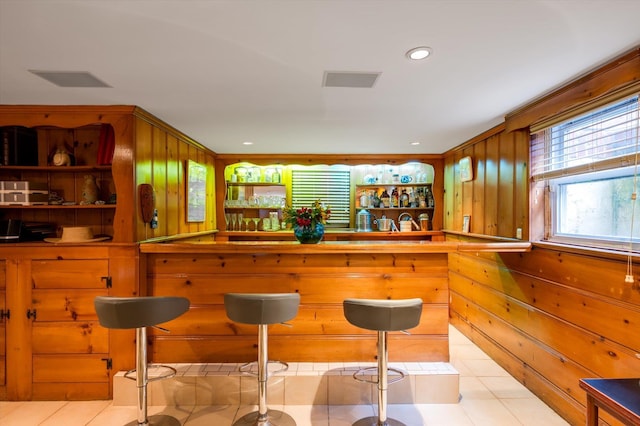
133;114;216;241
444;46;640;426
448;237;640;426
145;250;450;363
443;126;529;239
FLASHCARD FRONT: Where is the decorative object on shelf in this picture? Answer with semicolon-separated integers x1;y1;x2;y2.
81;174;99;205
96;124;115;165
51;144;73;166
462;215;471;233
283;200;331;244
459;156;473;182
43;226;111;243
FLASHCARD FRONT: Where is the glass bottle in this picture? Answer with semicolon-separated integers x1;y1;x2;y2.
380;190;390;208
400;189;409;207
391;188;399;207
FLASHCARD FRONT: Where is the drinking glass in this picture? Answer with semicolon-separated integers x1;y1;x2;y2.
230;213;237;231
252;217;261;232
237;212;244;231
225;213;231;231
243;218;252;232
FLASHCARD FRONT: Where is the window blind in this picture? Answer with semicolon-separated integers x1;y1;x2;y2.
291;169;350;226
531;95;640;181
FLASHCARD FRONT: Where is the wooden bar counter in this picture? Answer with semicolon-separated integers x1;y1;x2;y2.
140;240;530;364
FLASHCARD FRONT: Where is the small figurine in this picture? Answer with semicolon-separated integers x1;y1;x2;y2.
81;175;99;204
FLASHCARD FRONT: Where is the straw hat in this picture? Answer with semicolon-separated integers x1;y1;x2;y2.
44;226;111;243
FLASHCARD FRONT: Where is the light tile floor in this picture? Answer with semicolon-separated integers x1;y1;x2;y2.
0;325;570;426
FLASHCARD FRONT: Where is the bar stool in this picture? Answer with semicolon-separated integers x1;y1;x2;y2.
94;296;190;426
224;293;301;426
343;298;423;426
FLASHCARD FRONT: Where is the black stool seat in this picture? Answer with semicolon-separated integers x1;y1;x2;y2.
343;298;423;426
94;296;190;329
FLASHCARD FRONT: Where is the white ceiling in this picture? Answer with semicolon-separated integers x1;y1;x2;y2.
1;0;640;155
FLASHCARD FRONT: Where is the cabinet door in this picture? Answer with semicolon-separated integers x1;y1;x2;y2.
0;260;5;399
30;259;110;400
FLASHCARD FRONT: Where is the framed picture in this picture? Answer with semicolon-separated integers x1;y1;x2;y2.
462;215;471;233
459;156;473;182
186;160;207;222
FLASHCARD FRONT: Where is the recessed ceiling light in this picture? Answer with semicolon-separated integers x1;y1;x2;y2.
406;47;432;61
243;141;253;145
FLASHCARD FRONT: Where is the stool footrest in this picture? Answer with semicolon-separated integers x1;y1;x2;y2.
239;360;289;377
124;364;177;383
352;366;406;385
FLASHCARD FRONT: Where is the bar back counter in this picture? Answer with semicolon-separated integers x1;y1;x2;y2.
140;240;530;364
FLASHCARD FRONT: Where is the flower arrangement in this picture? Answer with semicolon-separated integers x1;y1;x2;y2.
283;200;331;229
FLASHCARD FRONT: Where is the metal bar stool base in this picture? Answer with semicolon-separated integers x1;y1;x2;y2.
233;409;297;426
352;416;406;426
124;414;181;426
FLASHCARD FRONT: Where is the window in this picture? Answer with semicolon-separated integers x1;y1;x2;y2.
531;95;640;250
291;166;351;227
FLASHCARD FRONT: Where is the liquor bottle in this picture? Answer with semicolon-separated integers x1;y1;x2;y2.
400;189;409;207
380;190;390;207
391;188;399;207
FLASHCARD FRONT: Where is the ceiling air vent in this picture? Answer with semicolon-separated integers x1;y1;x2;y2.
29;70;111;88
322;71;381;88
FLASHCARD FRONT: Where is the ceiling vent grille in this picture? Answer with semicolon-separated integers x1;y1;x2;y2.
322;71;381;88
29;70;111;88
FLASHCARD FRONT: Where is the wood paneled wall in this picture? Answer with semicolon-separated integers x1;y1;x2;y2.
448;238;640;426
443;126;529;239
445;46;640;426
132;112;216;242
145;249;450;363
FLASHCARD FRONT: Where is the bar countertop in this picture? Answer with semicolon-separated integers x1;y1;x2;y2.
139;240;532;254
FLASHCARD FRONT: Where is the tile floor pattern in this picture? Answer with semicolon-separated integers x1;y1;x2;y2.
0;325;570;426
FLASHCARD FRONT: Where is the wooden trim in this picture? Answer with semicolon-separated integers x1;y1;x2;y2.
214;153;444;166
533;241;640;262
505;46;640;132
139;240;531;254
442;123;506;156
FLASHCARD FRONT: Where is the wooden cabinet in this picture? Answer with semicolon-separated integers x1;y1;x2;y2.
223;182;286;232
2;245;138;400
355;183;435;229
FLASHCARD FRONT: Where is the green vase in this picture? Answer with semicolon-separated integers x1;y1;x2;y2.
294;223;325;244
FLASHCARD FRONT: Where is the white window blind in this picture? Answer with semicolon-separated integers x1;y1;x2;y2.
531;95;640;181
291;169;350;227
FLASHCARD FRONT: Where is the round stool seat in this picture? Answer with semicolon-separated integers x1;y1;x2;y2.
94;296;190;329
224;293;300;325
343;298;422;331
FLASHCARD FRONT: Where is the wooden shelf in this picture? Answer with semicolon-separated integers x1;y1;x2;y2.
224;206;282;210
226;182;285;187
356;183;431;189
0;204;116;209
0;165;112;172
356;206;434;210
